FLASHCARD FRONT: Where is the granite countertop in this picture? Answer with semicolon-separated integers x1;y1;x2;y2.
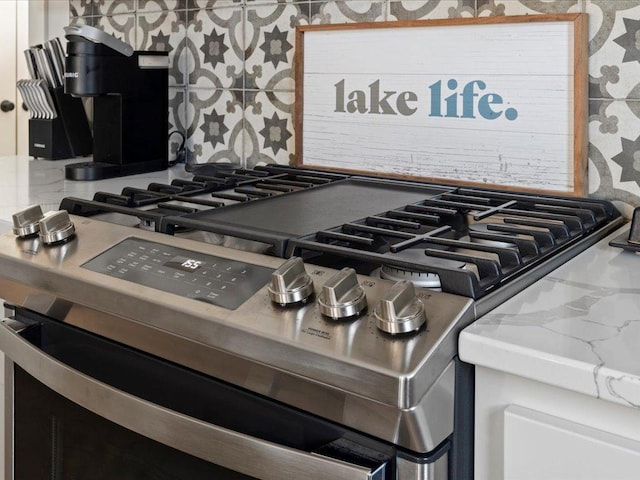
460;225;640;410
0;156;192;232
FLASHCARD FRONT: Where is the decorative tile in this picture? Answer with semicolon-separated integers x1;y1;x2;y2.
588;1;640;99
188;7;244;89
168;86;188;161
69;16;98;27
137;10;189;86
93;0;136;16
244;90;295;167
138;0;187;13
247;0;310;5
95;0;135;16
189;0;243;8
477;0;582;17
310;1;386;25
186;88;244;164
388;0;474;21
245;3;309;91
588;99;640;217
69;0;96;17
94;14;137;45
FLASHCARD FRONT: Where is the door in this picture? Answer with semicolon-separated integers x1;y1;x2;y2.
0;0;17;156
1;309;393;480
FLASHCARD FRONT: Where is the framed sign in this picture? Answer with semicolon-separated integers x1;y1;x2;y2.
295;14;588;196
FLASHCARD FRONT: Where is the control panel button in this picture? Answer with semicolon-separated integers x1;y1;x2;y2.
318;267;367;320
12;205;44;238
38;210;75;245
374;280;426;335
268;257;314;306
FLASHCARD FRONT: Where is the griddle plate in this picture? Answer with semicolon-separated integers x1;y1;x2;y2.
180;178;452;238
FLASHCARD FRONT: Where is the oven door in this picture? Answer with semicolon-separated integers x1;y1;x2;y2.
0;307;393;480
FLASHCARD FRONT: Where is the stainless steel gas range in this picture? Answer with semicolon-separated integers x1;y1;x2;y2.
0;164;624;480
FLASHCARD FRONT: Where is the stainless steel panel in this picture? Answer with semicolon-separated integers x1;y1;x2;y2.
0;278;457;453
0;219;475;451
397;452;448;480
0;320;383;480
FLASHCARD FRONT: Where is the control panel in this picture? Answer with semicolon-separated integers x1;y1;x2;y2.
82;238;428;335
82;238;274;310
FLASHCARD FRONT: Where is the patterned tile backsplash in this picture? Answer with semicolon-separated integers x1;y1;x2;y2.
69;0;640;217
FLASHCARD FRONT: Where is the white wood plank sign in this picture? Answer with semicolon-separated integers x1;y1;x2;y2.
295;14;588;195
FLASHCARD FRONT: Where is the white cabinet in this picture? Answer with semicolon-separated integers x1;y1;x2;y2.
503;404;640;480
474;366;640;480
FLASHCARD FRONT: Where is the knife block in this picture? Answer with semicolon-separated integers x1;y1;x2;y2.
28;86;92;160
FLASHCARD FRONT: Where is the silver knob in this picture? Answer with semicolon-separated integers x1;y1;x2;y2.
318;267;367;320
12;205;44;238
39;210;75;245
374;280;426;335
268;257;314;306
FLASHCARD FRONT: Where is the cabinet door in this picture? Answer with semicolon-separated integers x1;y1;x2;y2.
0;0;17;155
504;404;640;480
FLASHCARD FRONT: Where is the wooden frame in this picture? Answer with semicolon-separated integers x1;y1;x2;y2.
294;14;588;196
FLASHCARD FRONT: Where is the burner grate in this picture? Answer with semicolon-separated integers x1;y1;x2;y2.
288;187;622;298
57;165;622;299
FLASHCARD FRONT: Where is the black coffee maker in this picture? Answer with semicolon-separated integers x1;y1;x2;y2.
63;25;169;181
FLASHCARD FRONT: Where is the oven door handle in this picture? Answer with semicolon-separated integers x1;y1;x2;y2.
0;320;385;480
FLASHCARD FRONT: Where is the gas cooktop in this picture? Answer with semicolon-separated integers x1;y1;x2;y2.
58;163;623;304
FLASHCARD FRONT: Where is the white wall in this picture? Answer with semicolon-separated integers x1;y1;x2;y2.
46;0;69;40
27;0;68;45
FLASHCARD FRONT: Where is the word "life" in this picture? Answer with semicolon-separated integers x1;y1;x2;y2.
334;79;518;121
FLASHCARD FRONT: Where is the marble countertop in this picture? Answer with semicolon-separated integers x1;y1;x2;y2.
0;156;192;230
460;225;640;410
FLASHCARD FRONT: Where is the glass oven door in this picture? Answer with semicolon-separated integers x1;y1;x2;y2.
0;308;393;480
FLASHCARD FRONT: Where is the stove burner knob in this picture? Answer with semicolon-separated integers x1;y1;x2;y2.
38;210;75;245
12;205;44;238
318;267;367;320
268;257;314;306
374;280;426;335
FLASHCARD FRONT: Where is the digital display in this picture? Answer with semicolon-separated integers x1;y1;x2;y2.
166;256;203;272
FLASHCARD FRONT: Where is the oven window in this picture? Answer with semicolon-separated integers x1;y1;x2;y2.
14;366;256;479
